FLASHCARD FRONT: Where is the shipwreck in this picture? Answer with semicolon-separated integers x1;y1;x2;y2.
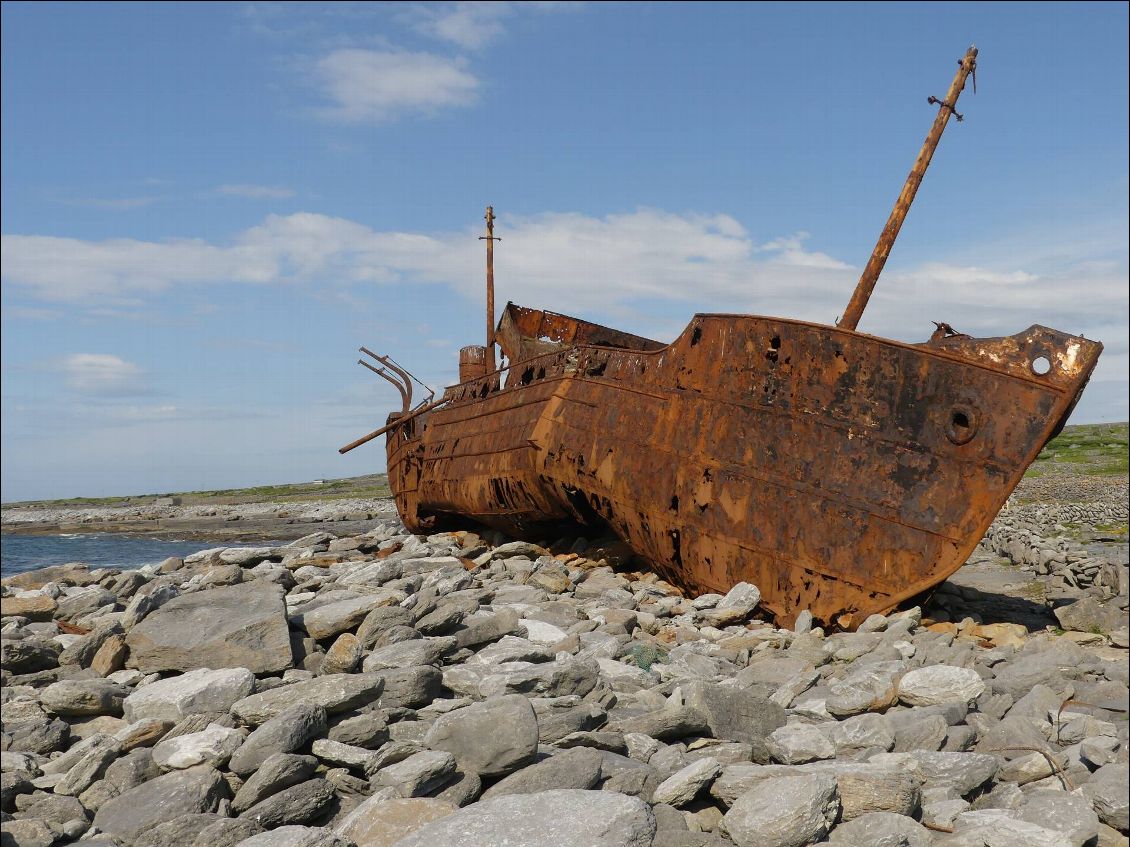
342;46;1102;628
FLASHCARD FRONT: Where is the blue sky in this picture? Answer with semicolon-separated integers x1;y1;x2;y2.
2;2;1127;501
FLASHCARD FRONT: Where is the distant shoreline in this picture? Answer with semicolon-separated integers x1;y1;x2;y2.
1;495;398;544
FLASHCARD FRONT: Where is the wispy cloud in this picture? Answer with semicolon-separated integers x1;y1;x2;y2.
2;306;58;321
402;2;513;49
56;353;148;397
314;48;479;122
214;184;295;199
401;2;581;49
3;209;1126;374
52;196;157;211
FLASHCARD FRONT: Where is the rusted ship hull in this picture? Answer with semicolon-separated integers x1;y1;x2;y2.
385;307;1100;627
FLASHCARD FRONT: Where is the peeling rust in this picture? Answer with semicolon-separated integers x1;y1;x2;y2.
342;47;1105;628
358;307;1101;628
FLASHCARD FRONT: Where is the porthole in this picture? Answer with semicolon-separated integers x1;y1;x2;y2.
945;404;979;445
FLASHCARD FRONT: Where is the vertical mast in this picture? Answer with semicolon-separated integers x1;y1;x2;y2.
838;45;978;332
480;205;498;372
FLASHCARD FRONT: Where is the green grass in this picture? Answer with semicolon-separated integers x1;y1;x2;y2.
1028;423;1129;478
3;474;391;509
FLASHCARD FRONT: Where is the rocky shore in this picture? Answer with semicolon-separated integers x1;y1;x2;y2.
0;500;399;544
2;503;1128;847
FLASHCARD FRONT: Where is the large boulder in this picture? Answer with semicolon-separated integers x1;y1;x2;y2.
720;773;840;847
680;681;785;762
228;704;327;776
40;679;128;717
423;695;539;777
127;581;292;674
123;667;255;723
389;789;655;847
93;764;228;845
334;796;457;847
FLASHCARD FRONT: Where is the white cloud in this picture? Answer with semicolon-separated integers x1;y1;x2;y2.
57;354;147;397
404;2;512;49
3;209;1126;391
215;184;295;199
314;49;478;122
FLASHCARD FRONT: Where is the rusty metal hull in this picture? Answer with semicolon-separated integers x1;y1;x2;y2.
385;308;1101;627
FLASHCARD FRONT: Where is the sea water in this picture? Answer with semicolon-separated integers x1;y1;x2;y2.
0;533;265;578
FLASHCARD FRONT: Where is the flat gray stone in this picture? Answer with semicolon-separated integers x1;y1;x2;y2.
766;723;836;764
897;666;985;707
327;712;389;750
93;764;227;845
123;667;255;723
231;674;385;725
423;695;539;777
1017;789;1100;847
54;733;122;796
301;594;399;640
388;789;656;847
152;723;244;770
870;751;998;797
611;706;710;742
229;703;327;776
232;753;319;814
720;773;839;847
239;778;335;829
127;581;291;674
374;750;456;797
480;747;605;799
1054;598;1126;635
370;666;443;710
40;679;128;717
362;637;456;672
334;796;457;847
652;757;721;808
827;811;932;847
234;825;352;847
681;681;785;761
1082;762;1128;832
826;661;905;717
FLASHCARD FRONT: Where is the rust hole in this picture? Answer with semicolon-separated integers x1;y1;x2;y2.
945;404;978;445
691;326;702;346
1031;356;1052;376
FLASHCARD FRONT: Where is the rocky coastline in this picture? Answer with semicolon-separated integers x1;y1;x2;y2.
2;479;1128;847
0;500;399;544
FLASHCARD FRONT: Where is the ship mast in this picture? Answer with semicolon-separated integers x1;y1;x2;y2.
479;206;499;372
838;45;978;332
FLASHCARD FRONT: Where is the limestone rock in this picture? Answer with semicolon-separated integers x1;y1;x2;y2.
897;666;986;706
229;703;327;776
423;695;539;777
152;723;245;770
389;789;656;847
334;796;457;847
231;674;385;725
480;747;605;799
123;667;255;723
93;765;227;845
127;581;291;674
720;773;839;847
231;753;319;814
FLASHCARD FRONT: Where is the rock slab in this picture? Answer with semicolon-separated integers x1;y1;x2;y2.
127;581;292;674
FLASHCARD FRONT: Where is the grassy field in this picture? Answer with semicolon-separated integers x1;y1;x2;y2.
1027;422;1129;478
3;474;392;509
